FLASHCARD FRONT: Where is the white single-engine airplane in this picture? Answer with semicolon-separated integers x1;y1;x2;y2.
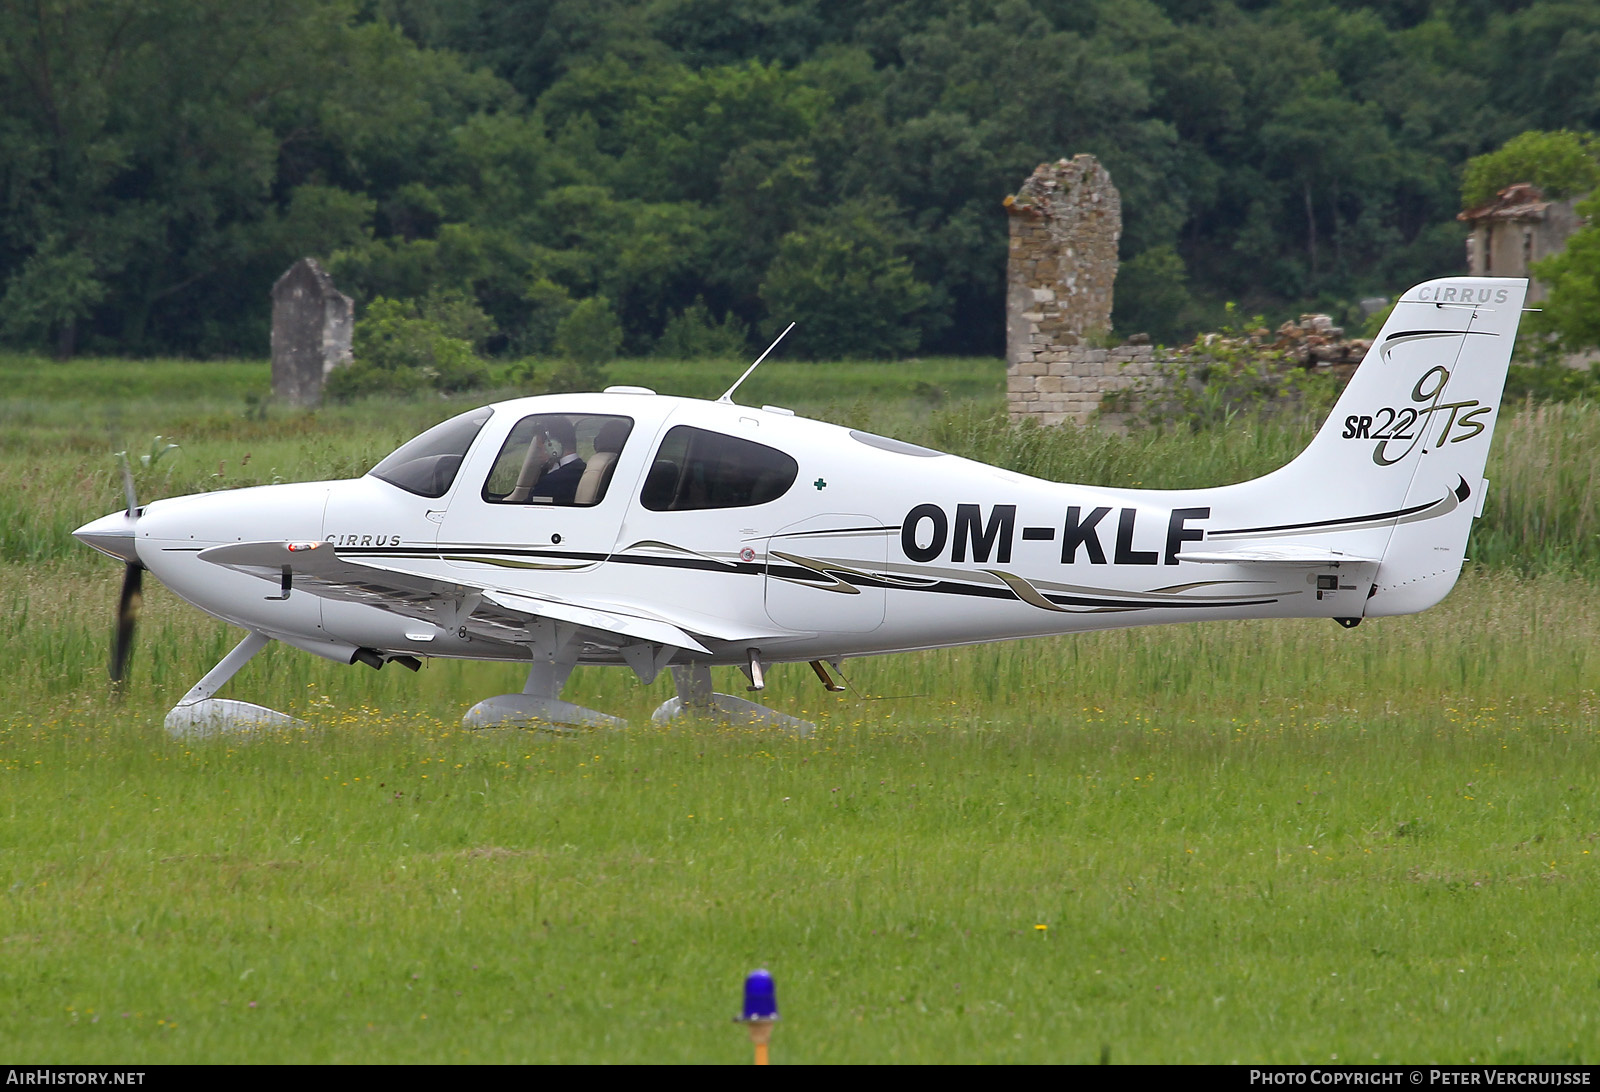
76;276;1526;734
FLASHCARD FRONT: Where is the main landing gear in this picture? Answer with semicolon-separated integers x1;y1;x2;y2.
466;630;815;735
650;664;813;736
163;630;822;737
462;649;624;731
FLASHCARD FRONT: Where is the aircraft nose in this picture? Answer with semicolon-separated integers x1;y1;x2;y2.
74;510;141;564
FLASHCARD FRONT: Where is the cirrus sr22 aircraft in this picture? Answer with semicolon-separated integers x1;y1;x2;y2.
76;276;1527;735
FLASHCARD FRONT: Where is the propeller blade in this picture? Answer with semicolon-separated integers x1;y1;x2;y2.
119;452;138;515
111;562;144;686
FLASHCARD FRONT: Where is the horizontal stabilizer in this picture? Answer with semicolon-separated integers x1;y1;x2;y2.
1180;546;1380;565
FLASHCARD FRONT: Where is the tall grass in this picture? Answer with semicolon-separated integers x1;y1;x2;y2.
1469;400;1600;574
2;354;1597;1062
1;566;1595;1062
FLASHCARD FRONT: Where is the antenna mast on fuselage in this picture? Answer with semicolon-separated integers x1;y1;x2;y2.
717;322;795;405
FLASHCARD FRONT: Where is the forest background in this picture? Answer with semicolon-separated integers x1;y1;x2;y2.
4;0;1599;365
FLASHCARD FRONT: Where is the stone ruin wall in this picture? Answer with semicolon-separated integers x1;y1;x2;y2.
1008;341;1166;430
1004;156;1367;430
1009;317;1371;431
1004;155;1150;428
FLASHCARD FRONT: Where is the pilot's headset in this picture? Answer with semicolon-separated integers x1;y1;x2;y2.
543;418;579;464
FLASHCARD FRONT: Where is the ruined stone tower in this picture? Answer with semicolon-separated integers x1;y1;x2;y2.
1458;182;1584;304
271;257;354;407
1003;155;1121;369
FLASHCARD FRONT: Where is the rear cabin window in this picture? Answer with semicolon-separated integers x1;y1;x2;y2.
369;407;493;498
640;425;798;511
481;413;634;507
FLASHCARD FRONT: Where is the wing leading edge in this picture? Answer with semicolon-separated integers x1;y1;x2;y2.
197;539;724;658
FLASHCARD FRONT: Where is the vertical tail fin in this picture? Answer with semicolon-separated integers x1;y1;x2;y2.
1236;277;1527;616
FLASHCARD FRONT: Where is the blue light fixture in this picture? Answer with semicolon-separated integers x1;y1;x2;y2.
742;968;778;1021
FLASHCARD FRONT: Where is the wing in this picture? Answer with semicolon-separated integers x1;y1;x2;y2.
197;539;726;662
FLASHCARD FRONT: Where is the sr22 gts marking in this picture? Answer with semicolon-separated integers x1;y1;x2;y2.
1342;364;1492;464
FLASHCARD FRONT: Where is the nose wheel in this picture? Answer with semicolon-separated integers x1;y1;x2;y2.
164;632;304;736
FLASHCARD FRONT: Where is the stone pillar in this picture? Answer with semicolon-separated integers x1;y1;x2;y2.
1003;155;1121;370
271;258;354;407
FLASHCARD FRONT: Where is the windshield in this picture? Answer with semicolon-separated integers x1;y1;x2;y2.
369;407;493;498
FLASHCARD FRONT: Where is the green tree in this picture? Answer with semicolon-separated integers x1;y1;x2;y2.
1260;73;1406;288
544;294;621;392
443;0;665;107
0;0;324;353
1484;1;1600;134
1113;245;1195;344
524;185;712;351
759;202;933;359
1530;190;1600;350
328;293;490;399
1460;130;1600;209
520;277;577;355
0;1;546;356
656;297;749;359
617;60;828;204
4;0;1595;361
0;238;105;357
555;295;623;365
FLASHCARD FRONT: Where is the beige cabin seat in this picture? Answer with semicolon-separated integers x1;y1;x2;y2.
574;421;630;505
504;436;547;504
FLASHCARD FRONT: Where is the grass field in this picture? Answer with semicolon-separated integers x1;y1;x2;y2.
0;354;1596;1063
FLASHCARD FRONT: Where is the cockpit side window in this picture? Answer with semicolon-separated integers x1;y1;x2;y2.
482;414;634;507
640;425;798;511
369;407;493;498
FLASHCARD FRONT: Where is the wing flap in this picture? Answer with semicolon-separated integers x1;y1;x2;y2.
482;590;710;654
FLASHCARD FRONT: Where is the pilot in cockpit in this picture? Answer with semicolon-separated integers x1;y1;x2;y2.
532;416;585;504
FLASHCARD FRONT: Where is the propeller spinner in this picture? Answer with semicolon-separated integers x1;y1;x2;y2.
74;458;146;686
